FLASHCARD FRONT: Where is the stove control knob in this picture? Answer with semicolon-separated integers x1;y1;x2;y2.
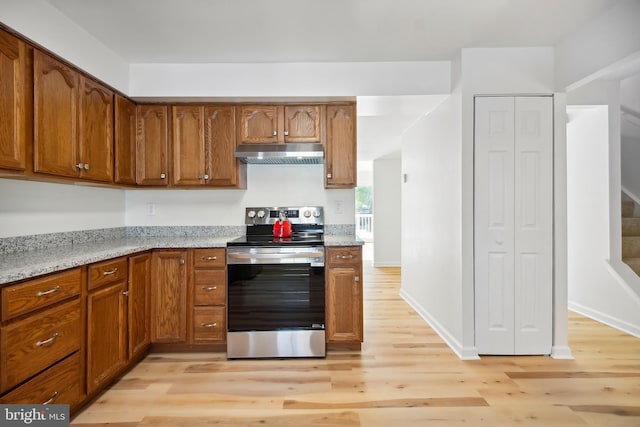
247;210;256;219
303;210;312;218
313;210;321;217
257;210;266;218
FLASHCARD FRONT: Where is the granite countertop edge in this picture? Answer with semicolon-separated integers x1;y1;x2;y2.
1;235;363;285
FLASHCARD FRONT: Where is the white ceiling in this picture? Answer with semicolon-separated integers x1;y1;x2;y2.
43;0;620;162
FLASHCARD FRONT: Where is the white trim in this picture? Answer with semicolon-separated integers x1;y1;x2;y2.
550;346;574;359
568;302;640;338
372;261;401;267
399;288;480;360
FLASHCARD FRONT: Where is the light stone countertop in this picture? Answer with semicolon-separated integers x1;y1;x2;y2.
0;235;363;285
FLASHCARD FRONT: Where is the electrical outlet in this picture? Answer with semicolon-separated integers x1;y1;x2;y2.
146;203;156;216
334;200;344;214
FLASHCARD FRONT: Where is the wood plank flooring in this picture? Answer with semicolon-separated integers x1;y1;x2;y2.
71;264;640;427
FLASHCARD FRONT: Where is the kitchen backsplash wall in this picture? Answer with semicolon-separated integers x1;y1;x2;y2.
0;179;126;238
125;164;355;226
0;164;355;239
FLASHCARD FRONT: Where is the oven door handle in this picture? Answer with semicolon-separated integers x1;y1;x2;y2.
227;251;324;265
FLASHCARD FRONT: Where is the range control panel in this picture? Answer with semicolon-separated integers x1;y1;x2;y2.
244;206;324;225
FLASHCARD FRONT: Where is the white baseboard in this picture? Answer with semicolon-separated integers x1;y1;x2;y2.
568;301;640;338
372;261;401;267
399;288;480;360
550;345;574;359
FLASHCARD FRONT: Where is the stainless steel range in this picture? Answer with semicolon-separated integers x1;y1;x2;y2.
226;206;325;358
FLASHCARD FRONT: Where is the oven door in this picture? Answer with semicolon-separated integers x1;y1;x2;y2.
227;246;325;358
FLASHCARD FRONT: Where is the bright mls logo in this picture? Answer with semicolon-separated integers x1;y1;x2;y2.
1;405;69;426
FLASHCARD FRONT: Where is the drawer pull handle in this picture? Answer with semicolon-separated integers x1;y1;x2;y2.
338;254;353;260
36;285;61;297
202;286;218;291
103;268;118;276
36;332;59;347
42;391;59;405
201;322;217;328
202;256;217;261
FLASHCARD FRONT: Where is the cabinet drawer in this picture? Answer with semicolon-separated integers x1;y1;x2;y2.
326;247;362;266
1;300;81;392
88;257;127;290
193;249;225;268
0;352;81;407
1;268;81;321
193;306;226;342
194;270;226;306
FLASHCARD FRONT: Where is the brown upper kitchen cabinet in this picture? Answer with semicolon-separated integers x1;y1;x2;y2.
33;50;114;182
114;95;137;185
325;104;357;188
237;104;323;145
0;28;28;172
172;105;246;187
136;104;169;186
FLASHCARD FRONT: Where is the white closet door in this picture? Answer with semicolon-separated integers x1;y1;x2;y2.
474;96;516;355
513;96;553;354
474;96;553;355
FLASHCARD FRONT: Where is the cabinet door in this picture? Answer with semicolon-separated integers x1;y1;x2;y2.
114;95;137;184
151;250;188;343
326;265;363;343
86;282;127;394
205;105;244;187
325;104;356;188
0;29;27;171
128;252;151;360
284;105;322;143
237;105;279;144
136;105;169;185
78;77;113;182
172;105;205;186
33;50;79;178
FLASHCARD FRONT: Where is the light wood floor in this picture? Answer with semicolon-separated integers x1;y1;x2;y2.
72;264;640;427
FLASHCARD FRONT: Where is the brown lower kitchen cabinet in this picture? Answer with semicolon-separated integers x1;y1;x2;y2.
128;252;151;360
325;246;363;346
192;248;227;344
86;257;128;394
151;249;189;343
0;267;83;408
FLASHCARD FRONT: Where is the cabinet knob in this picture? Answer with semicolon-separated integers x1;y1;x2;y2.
42;391;59;405
84;163;90;170
284;130;289;136
179;259;185;265
203;174;209;180
327;173;332;179
272;130;277;136
355;276;360;282
36;285;61;297
160;173;166;179
76;163;85;169
122;290;129;296
201;322;217;328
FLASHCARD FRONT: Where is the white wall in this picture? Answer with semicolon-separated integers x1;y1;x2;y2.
0;0;129;91
566;105;640;336
400;90;465;356
125;165;354;226
0;180;126;238
555;0;640;91
372;157;401;267
129;62;451;98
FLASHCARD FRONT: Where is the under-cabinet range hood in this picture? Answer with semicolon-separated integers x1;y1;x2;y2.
235;143;324;165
